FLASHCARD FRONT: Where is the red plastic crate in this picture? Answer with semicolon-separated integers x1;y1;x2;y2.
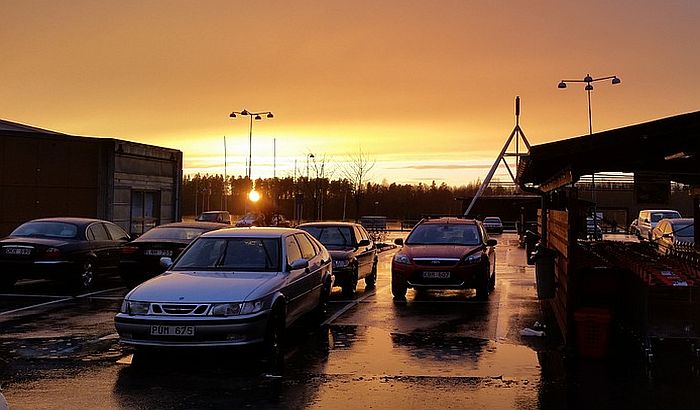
574;307;612;359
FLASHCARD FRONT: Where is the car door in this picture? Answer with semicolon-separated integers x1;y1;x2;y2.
294;233;323;313
354;226;375;278
103;222;130;269
480;224;496;273
283;235;310;324
85;223;113;272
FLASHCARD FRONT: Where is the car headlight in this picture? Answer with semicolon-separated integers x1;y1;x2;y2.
393;253;410;264
463;252;483;264
121;300;150;315
210;300;265;317
333;259;351;268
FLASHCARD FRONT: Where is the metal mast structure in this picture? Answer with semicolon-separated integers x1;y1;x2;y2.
464;96;531;216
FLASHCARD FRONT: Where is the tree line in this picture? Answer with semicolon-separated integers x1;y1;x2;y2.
182;173;518;222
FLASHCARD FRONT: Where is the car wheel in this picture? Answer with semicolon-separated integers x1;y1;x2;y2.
72;259;95;291
489;269;496;291
314;276;332;320
0;275;17;290
365;261;378;287
342;267;358;298
476;272;490;300
263;305;285;369
392;283;407;300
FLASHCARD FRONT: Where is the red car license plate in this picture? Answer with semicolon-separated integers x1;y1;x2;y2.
423;271;450;279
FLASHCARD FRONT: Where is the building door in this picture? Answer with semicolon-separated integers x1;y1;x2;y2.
130;190;160;235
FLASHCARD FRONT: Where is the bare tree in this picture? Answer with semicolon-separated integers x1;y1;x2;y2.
341;148;375;221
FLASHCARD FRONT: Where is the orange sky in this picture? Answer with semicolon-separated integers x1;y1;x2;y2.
2;1;699;186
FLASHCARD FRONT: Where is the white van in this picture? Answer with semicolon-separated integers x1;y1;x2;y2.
637;209;681;240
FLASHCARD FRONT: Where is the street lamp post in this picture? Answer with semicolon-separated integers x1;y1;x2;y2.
229;109;273;213
558;73;621;239
229;109;274;180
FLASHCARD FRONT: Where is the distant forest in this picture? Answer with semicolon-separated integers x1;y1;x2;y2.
182;174;518;221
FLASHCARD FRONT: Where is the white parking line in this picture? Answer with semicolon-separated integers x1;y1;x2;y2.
322;285;383;326
0;293;71;299
0;287;124;317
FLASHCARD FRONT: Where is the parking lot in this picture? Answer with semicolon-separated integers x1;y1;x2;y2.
1;233;700;409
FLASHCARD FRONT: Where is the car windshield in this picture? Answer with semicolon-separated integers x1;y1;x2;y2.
197;213;225;222
11;222;78;239
672;222;694;239
301;226;353;247
651;212;680;222
173;237;280;272
406;224;481;246
139;227;209;241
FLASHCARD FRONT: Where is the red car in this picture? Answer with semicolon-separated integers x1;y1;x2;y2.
391;217;497;300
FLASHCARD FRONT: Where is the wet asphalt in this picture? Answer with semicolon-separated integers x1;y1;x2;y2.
1;233;700;409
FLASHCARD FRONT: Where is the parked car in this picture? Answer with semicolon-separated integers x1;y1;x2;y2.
235;212;266;227
119;221;229;288
482;217;504;234
586;217;603;240
114;227;333;358
391;217;497;300
195;211;231;224
0;217;130;290
637;209;681;241
629;219;639;236
269;213;292;227
298;222;378;296
651;218;695;255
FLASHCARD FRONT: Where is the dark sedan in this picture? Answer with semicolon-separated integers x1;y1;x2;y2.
298;222;377;297
119;221;228;288
0;217;130;290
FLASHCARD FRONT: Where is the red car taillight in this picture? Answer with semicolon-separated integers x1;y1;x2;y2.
43;247;61;259
121;246;139;255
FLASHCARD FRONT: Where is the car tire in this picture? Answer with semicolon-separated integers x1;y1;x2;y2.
342;267;358;298
314;276;332;320
489;269;496;291
263;305;285;369
392;283;407;300
71;259;95;291
476;272;490;300
365;261;378;287
0;275;17;290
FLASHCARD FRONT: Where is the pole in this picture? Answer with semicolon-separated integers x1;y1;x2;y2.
247;115;253;179
223;136;227;210
273;138;277;179
588;84;598;239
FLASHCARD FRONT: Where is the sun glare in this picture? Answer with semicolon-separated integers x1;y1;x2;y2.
248;189;261;202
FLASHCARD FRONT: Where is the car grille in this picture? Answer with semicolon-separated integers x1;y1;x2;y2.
152;304;210;315
412;258;460;267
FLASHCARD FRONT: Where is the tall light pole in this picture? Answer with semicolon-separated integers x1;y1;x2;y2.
558;73;621;239
306;153;315;180
229;109;274;180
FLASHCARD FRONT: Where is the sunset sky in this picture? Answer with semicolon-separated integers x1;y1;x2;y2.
2;1;699;186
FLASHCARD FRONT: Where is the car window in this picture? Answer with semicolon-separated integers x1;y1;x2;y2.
139;226;209;241
358;226;370;242
104;223;129;241
174;237;280;272
11;221;78;239
285;236;303;265
406;224;480;246
301;226;354;247
673;222;694;239
88;223;110;241
295;233;317;260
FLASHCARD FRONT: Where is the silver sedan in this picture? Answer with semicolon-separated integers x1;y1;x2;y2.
114;227;332;354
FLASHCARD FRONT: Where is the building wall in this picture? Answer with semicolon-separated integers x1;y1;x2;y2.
0;131;182;237
0;132;100;235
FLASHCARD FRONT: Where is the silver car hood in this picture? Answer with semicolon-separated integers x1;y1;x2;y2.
126;270;280;303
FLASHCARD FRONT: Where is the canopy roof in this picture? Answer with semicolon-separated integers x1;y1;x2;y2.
518;111;700;192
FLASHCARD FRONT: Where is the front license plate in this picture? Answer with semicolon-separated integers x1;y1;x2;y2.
144;249;172;257
150;325;195;336
3;247;31;256
423;271;450;279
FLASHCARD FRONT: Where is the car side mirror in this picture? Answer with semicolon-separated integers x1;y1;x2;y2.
644;218;650;223
160;257;173;269
358;239;371;247
394;238;404;246
289;258;309;271
486;239;497;247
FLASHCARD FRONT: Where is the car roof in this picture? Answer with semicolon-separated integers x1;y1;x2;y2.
483;217;502;220
420;217;477;225
641;209;681;213
297;221;359;228
154;221;229;229
199;210;229;215
27;217;110;227
200;227;303;238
